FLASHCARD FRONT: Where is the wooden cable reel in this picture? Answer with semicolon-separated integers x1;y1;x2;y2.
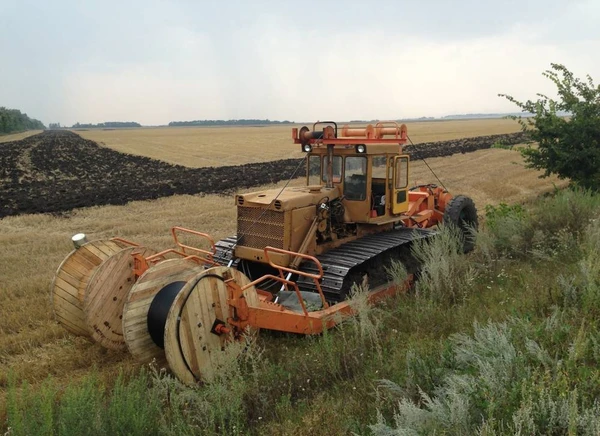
122;266;259;385
52;237;259;384
122;258;207;365
51;239;156;349
52;239;128;337
164;267;259;385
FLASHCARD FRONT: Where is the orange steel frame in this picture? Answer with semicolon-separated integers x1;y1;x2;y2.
293;121;409;146
223;246;412;335
114;226;219;279
401;186;452;228
115;226;411;336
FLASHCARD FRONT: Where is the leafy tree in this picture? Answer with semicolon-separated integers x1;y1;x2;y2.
0;107;45;134
500;64;600;190
71;121;141;128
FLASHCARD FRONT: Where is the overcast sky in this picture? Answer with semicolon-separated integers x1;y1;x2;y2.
1;0;598;125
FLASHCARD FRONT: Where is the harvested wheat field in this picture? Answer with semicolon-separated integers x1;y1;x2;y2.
76;118;521;168
0;121;566;418
0;130;42;143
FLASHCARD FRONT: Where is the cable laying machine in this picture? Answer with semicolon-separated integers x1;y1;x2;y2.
52;121;478;384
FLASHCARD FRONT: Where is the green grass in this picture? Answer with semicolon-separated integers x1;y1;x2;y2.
4;188;600;435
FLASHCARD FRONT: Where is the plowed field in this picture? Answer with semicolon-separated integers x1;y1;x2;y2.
0;130;527;218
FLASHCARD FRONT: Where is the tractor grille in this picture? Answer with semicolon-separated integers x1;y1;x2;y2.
237;207;285;249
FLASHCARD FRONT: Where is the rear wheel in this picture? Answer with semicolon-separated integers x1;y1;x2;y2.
443;195;478;253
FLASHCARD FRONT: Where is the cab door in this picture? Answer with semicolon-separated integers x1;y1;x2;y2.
391;155;409;214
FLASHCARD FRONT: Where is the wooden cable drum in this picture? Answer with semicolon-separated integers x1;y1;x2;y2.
51;239;128;337
82;245;157;350
163;266;259;385
122;258;207;365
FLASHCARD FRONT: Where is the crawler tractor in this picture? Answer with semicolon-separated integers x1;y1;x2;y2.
52;121;478;384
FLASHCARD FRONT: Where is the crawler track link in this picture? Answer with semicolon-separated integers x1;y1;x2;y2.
296;227;435;302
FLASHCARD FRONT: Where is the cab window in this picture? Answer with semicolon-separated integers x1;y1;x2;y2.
344;156;367;200
308;155;321;185
372;156;387;178
323;155;343;184
395;157;408;189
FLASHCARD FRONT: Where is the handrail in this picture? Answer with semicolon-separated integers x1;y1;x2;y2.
171;226;216;258
241;274;310;315
263;246;323;279
261;246;328;309
145;248;218;266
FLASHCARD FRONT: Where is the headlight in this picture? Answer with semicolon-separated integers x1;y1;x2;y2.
355;144;366;153
302;144;313;152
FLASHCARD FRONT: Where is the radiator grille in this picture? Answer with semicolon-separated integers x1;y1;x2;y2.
237;207;285;249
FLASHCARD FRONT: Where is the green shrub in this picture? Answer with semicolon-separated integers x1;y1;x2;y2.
483;189;600;261
556;218;600;317
532;188;600;238
57;374;106;436
500;64;600;190
6;376;55;436
483;203;534;259
485;203;526;230
104;371;162;436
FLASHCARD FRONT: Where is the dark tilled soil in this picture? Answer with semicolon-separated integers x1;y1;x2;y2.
404;132;528;160
0;130;528;218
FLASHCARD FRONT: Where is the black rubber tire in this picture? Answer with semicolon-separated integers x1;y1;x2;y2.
443;195;478;253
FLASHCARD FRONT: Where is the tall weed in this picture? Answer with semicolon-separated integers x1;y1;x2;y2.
57;374;106;435
104;371;162;436
412;225;477;304
556;219;600;315
150;336;263;435
532;188;600;237
578;219;600;315
371;315;600;436
483;203;534;259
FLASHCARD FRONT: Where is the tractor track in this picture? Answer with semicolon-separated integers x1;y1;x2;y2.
0;130;528;219
295;227;433;301
214;229;434;302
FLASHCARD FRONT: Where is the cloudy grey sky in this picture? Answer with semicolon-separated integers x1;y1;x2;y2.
1;0;598;125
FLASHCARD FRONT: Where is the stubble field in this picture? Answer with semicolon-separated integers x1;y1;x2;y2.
0;119;566;425
0;130;42;143
76;118;521;167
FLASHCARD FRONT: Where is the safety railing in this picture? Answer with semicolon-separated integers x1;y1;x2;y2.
144;227;218;267
171;226;216;257
115;227;219;278
241;246;327;315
